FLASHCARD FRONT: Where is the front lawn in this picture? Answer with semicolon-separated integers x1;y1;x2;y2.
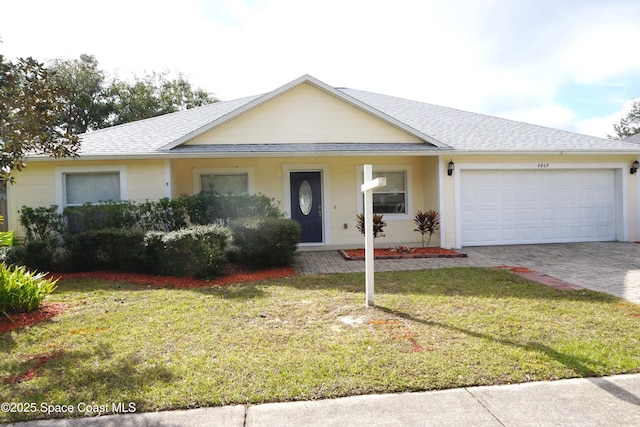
1;267;639;422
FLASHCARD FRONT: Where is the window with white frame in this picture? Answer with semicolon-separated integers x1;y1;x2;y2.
358;168;411;217
371;171;407;214
200;173;249;195
64;172;121;206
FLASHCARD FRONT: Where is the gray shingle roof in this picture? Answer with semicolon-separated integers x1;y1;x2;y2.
69;75;638;158
625;132;640;145
78;95;261;156
340;88;638;152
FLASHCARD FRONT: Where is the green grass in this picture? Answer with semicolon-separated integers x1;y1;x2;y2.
1;267;640;422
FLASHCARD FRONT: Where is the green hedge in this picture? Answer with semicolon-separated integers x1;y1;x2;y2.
19;193;282;236
181;192;283;225
5;238;61;273
145;225;233;278
13;194;294;276
19;206;66;243
231;217;301;269
62;229;148;272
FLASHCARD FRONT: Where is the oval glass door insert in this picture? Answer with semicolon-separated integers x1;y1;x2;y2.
299;180;312;215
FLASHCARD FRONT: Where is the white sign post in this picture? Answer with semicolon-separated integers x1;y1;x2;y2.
361;164;386;307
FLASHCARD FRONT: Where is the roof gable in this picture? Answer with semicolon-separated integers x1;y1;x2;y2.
183;80;429;146
163;75;444;149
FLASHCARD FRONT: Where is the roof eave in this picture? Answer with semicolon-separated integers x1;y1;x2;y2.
448;149;640;156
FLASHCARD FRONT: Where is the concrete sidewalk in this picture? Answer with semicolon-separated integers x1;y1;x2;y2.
6;374;640;426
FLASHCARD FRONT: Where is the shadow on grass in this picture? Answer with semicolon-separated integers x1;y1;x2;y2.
275;267;617;303
53;279;155;294
1;341;175;422
54;277;267;300
376;305;640;407
196;284;267;300
52;267;619;306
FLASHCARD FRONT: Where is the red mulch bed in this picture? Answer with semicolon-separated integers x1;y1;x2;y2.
339;247;467;260
3;350;65;384
1;265;297;334
0;303;68;334
48;265;297;289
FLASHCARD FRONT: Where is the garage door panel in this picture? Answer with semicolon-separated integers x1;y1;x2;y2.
461;169;616;246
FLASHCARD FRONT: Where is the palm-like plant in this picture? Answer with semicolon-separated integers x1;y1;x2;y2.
414;210;440;247
356;213;386;242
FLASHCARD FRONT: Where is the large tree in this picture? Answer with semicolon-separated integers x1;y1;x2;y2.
49;54;112;134
609;99;640;140
107;71;218;125
48;55;218;129
0;54;80;183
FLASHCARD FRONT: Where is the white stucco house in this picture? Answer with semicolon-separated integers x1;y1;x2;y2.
8;75;640;249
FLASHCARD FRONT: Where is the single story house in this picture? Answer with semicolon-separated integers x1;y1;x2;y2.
8;75;640;249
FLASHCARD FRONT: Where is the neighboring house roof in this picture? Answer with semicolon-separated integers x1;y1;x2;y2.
57;75;639;159
625;132;640;145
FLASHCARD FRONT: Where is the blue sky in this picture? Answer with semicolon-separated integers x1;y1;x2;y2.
1;0;639;138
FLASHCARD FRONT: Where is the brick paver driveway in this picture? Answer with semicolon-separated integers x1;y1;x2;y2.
293;242;640;304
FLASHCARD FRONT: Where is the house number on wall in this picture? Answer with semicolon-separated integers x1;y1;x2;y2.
537;163;550;168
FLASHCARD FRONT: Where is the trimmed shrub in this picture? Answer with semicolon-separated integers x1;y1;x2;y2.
137;198;187;232
64;199;188;233
62;229;148;272
231;217;300;269
19;206;66;243
145;225;232;278
0;264;58;314
15;194;284;274
64;201;142;232
183;192;283;225
5;238;62;272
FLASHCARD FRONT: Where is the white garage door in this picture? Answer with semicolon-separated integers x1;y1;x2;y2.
460;169;617;246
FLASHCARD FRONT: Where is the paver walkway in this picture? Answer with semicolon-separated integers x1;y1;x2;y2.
293;242;640;304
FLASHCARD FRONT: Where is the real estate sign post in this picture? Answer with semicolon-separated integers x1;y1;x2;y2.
361;164;386;306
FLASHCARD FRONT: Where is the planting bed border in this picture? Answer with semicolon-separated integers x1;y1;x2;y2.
338;248;467;261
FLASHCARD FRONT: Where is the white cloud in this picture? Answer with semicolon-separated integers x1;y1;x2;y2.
578;97;640;138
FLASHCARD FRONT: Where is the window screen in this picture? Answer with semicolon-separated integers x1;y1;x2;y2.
201;174;248;195
65;173;120;206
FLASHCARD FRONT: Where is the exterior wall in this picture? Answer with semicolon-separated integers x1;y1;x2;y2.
12;152;637;249
171;155;440;248
440;154;640;248
422;157;441;247
8;159;167;236
186;83;423;145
